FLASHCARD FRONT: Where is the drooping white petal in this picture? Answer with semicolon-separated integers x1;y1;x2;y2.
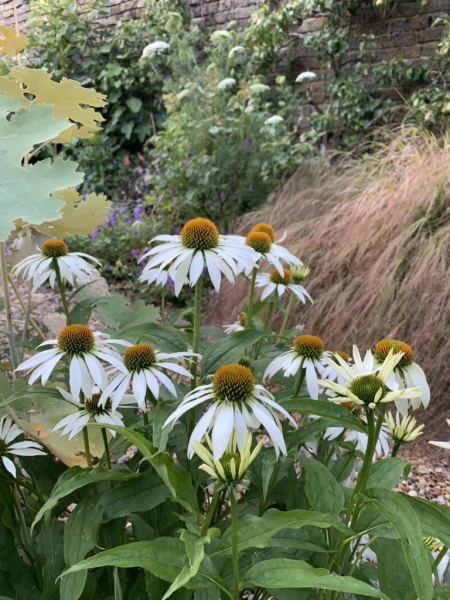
2;456;16;477
211;404;235;460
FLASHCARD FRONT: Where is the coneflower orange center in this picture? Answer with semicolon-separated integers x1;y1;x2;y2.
245;232;271;254
250;223;275;242
332;350;349;364
219;453;241;482
0;439;6;455
269;268;292;286
212;364;255;404
374;339;413;369
349;375;388;406
42;239;68;258
85;393;112;415
57;325;95;354
180;218;219;250
238;315;246;326
293;335;324;360
123;344;156;371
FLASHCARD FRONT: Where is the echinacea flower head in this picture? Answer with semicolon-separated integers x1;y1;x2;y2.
100;343;195;410
290;265;311;284
244;228;301;276
223;314;246;334
251;223;275;242
429;419;450;450
374;339;430;414
322;417;390;457
164;363;297;459
53;387;127;439
16;325;128;399
0;417;45;477
192;431;262;489
318;347;422;410
139;218;258;295
321;351;350;385
12;239;100;289
264;334;327;400
384;411;424;444
255;268;313;303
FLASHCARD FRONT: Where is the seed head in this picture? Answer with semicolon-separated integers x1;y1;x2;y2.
57;325;95;355
245;231;272;254
218;453;241;482
212;364;255;404
250;223;275;242
41;239;68;258
180;218;219;250
123;343;157;372
374;339;413;369
293;335;324;360
349;375;388;407
290;265;310;284
269;268;292;286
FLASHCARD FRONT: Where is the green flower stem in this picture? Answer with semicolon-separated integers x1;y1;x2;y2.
230;491;240;600
13;484;31;554
161;286;166;326
278;293;295;341
245;267;258;329
201;488;221;535
80;392;92;468
101;427;112;469
0;242;19;371
190;277;203;389
253;301;274;360
53;259;72;325
391;440;401;457
143;411;149;426
293;359;306;398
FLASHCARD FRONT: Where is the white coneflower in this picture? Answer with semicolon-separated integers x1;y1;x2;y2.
255;268;312;303
139;218;258;295
295;71;316;83
223;314;246;334
318;347;422;410
323;420;390;457
16;325;128;398
264;335;328;400
99;343;196;411
53;387;127;439
192;431;262;488
374;339;430;414
238;229;301;277
321;351;350;386
429;419;450;450
385;411;424;444
0;417;45;477
217;77;237;90
141;41;170;57
164;364;297;459
12;239;100;289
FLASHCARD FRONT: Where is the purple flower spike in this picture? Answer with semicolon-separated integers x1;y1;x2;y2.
244;138;252;147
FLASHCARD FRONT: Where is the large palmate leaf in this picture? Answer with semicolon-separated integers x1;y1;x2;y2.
0;26;28;56
0;102;83;241
35;188;111;237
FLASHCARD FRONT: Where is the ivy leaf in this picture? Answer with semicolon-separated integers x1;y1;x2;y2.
0;26;28;56
0;102;83;242
35;188;111;237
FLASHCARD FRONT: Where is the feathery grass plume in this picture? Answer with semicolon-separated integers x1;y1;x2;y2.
204;128;450;429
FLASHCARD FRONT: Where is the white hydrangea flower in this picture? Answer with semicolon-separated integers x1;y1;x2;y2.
142;41;170;57
217;77;237;90
264;115;284;125
296;71;316;83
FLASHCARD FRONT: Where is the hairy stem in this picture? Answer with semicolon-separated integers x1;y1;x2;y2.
292;359;306;398
201;488;220;535
53;259;72;325
245;267;258;329
391;440;401;457
253;302;274;360
230;491;240;600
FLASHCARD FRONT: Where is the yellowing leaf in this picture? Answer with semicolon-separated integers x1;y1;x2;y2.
0;74;27;101
10;67;106;139
0;25;28;56
35;188;111;237
0;102;83;242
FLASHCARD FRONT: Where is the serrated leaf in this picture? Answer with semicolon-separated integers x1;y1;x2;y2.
0;102;83;241
241;559;389;598
11;67;106;141
201;330;266;377
0;26;28;56
299;458;345;516
35;188;111;237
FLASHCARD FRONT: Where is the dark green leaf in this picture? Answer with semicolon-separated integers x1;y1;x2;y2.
373;538;416;600
365;488;433;600
404;494;450;547
267;590;315;600
280;399;366;433
121;323;187;353
367;458;410;490
34;519;65;600
201;330;266;377
299;458;345;516
126;97;143;113
241;559;389;597
434;586;450;599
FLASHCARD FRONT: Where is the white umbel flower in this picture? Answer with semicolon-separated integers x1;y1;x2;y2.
265;115;284;125
142;41;170;57
255;268;312;303
12;239;100;289
139;218;258;296
99;343;196;411
233;224;301;277
318;346;422;409
217;77;236;90
429;419;450;450
16;325;128;399
264;334;328;400
53;387;127;439
0;417;45;477
228;45;246;58
296;71;316;83
164;364;297;459
223;315;246;334
374;339;430;415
